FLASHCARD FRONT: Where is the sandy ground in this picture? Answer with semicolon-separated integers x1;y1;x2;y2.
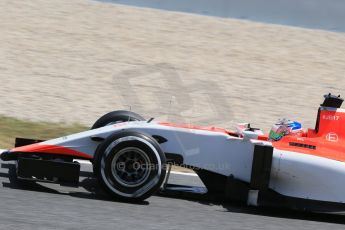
0;0;344;131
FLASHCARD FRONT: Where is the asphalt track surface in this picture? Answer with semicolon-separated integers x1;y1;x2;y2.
1;154;345;229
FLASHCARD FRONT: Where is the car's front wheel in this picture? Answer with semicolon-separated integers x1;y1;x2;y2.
93;131;166;201
91;110;144;129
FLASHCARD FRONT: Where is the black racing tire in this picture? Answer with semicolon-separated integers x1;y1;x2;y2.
94;131;166;202
91;110;145;129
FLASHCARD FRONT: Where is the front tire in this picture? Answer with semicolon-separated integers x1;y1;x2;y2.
94;131;166;201
91;110;144;129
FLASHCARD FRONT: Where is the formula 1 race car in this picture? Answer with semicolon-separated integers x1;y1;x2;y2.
1;94;345;211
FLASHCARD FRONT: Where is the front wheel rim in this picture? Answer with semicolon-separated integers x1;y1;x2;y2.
111;147;151;188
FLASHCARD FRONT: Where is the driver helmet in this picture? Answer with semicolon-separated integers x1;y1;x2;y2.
269;118;302;141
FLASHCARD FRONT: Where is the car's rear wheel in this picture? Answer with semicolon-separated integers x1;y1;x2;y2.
91;110;144;129
94;131;166;201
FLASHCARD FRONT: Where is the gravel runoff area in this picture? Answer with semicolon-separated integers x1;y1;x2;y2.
0;0;344;131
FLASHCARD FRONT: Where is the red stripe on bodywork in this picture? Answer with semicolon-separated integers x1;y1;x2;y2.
11;144;92;159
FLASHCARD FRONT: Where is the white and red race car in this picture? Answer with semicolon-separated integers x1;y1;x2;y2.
1;94;345;211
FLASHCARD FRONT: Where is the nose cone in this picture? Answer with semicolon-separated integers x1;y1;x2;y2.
0;150;15;161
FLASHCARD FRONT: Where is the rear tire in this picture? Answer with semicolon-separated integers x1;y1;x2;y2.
94;131;166;201
91;110;144;129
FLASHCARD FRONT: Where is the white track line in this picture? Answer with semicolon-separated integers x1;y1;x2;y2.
76;159;92;165
168;171;197;177
0;149;197;176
